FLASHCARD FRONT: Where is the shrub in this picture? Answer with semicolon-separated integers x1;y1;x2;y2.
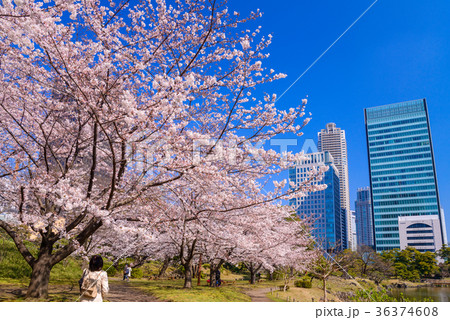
350;289;434;302
131;268;144;279
141;262;160;278
294;276;312;288
106;266;117;278
271;270;283;280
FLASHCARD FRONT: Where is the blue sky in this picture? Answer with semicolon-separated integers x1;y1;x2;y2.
228;0;450;239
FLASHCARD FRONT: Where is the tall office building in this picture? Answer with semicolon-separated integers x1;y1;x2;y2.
365;99;445;252
351;210;357;250
318;123;352;250
355;187;374;247
289;151;342;251
440;208;448;245
340;208;348;250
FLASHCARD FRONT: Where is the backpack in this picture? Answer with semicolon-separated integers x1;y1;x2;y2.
79;270;100;299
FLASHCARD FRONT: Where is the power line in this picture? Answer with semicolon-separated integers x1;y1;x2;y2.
276;0;380;102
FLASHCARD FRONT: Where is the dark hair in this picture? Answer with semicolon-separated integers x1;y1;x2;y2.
89;255;104;272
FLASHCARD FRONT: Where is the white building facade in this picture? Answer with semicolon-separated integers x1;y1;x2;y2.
318;123;353;250
398;215;443;252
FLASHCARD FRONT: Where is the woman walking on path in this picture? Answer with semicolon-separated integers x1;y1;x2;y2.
123;264;132;281
79;255;109;302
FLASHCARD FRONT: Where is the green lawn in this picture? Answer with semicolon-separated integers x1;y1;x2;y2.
265;276;378;302
129;279;252;302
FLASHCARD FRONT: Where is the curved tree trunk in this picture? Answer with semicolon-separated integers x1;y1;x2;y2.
323;278;327;302
179;238;196;289
158;257;171;278
1;217;103;299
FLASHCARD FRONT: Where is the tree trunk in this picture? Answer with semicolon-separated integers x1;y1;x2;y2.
323;278;327;302
248;262;262;284
26;256;53;299
250;269;256;284
283;273;289;292
184;265;193;289
268;271;274;281
1;213;103;299
209;260;224;287
158;257;170;278
209;264;216;287
191;265;197;278
197;254;202;286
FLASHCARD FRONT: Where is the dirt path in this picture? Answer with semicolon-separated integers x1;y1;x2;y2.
0;279;159;302
106;280;159;302
245;287;274;302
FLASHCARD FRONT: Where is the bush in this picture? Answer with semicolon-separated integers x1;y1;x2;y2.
350;289;434;302
131;268;144;279
270;270;283;280
106;266;117;278
141;261;161;278
222;262;243;274
294;276;312;288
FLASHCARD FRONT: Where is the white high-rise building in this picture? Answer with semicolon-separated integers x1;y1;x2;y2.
440;208;448;245
318;123;353;250
351;210;357;251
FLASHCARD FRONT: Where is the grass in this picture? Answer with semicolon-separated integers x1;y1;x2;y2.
382;278;427;287
0;231;84;283
265;276;378;302
129;279;252;302
0;235;33;279
0;278;80;302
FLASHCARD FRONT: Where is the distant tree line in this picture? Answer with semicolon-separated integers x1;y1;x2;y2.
342;245;449;283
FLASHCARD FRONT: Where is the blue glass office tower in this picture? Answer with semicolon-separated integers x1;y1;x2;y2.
365;99;444;252
355;187;374;248
289;152;342;251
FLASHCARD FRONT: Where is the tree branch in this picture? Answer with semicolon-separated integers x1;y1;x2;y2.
0;220;36;267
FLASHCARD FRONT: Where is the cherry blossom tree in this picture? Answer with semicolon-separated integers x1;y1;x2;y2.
308;247;349;302
233;207;317;285
0;0;322;298
100;171;322;289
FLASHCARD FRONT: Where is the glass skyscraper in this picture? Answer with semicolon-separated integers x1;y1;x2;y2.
355;187;374;248
289;151;342;251
365;98;444;252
